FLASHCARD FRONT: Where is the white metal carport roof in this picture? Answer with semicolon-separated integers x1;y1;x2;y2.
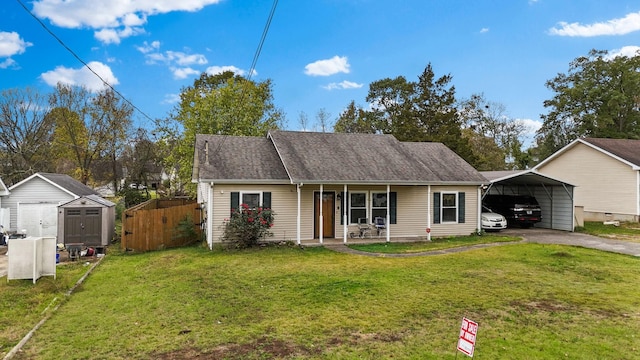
481;170;576;231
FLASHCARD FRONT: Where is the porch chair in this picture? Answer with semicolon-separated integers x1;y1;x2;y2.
374;217;386;236
357;218;373;238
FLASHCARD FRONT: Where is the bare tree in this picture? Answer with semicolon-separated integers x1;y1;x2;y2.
315;108;331;132
0;87;55;185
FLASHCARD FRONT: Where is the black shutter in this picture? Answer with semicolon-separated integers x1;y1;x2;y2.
231;192;239;216
390;192;397;224
433;192;441;224
458;192;465;223
262;192;272;209
340;192;345;225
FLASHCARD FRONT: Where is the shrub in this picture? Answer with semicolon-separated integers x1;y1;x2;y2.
221;204;274;248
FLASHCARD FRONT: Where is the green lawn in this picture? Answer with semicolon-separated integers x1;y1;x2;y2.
2;238;640;359
577;221;640;243
348;234;519;253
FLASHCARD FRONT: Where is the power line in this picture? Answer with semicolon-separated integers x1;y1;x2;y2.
15;0;157;127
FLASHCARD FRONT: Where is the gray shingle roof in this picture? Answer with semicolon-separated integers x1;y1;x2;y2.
194;130;486;184
38;173;99;196
582;138;640;167
194;134;289;182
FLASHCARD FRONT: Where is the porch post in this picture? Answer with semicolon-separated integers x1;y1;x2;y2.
343;184;348;244
427;184;432;241
296;184;301;245
319;184;324;244
207;182;214;250
477;186;482;234
386;184;390;243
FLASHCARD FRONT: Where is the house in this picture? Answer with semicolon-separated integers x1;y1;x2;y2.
0;177;10;228
534;138;640;222
3;173;99;237
192;130;488;249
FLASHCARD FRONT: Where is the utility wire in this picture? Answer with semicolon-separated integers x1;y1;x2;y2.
15;0;157;127
209;0;279;157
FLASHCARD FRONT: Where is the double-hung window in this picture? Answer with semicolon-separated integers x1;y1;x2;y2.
371;192;388;221
441;192;458;222
349;192;367;224
241;192;261;210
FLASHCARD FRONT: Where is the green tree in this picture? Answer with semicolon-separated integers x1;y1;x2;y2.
536;49;640;159
48;84;133;185
164;71;283;194
0;87;55;185
334;101;378;134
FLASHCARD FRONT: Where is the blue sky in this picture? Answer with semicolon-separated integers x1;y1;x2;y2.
2;0;640;144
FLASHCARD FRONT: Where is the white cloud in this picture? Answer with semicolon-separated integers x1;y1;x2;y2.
32;0;222;44
171;67;200;79
40;61;119;91
605;45;640;59
205;65;250;76
0;58;16;69
162;93;180;104
0;31;33;59
305;56;350;76
323;80;363;90
516;118;542;147
136;40;161;54
480;28;489;34
549;11;640;37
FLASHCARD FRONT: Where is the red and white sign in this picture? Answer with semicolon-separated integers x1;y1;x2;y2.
457;317;478;357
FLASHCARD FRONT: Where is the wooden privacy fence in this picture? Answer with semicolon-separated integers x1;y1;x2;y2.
121;199;202;251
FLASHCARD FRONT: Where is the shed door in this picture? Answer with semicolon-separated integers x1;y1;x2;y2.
64;208;102;246
17;203;58;237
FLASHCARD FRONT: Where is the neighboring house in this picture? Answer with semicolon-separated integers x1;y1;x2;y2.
193;130;488;248
534;138;640;222
4;173;99;237
0;177;10;228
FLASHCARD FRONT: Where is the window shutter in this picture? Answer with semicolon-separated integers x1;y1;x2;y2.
433;192;441;224
390;192;397;224
262;192;272;209
458;192;465;223
340;192;345;225
231;192;239;216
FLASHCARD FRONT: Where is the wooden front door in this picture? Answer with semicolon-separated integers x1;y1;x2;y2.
314;192;335;238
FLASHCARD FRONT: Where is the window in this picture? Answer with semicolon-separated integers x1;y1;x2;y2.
441;192;458;222
371;192;387;220
241;192;261;209
350;192;367;224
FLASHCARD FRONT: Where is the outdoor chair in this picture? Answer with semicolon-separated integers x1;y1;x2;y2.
374;217;386;236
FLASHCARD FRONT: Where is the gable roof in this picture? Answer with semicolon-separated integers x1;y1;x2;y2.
482;170;575;187
0;177;9;196
9;172;99;197
535;138;640;170
194;130;486;185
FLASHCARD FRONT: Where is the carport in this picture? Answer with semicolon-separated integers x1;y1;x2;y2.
481;170;576;231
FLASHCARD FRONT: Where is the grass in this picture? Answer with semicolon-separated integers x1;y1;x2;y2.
2;239;640;359
577;221;640;243
348;233;519;253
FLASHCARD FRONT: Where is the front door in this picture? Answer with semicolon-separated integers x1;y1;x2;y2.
314;192;335;238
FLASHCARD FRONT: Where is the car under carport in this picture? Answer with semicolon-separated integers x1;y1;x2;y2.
481;170;576;232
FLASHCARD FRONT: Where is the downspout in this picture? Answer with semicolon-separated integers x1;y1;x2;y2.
319;184;324;244
343;184;348;244
637;171;639;221
207;182;214;250
386;184;390;243
427;185;432;241
296;183;302;245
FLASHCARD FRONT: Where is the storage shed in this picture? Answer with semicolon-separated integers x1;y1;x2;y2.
58;195;116;248
481;170;576;231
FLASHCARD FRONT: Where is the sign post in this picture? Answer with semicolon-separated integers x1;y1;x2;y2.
457;317;478;357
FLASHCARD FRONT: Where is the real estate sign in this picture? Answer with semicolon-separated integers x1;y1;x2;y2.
457;317;478;357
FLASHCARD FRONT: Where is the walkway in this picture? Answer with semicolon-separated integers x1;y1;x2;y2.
325;228;640;257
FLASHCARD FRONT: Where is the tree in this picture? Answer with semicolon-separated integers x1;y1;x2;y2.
536;49;640;159
334;101;378;134
0;87;55;185
459;93;530;169
48;84;133;185
164;71;283;194
315;108;332;132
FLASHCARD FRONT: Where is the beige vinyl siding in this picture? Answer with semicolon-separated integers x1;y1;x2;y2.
537;143;637;216
430;186;480;237
205;183;480;243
